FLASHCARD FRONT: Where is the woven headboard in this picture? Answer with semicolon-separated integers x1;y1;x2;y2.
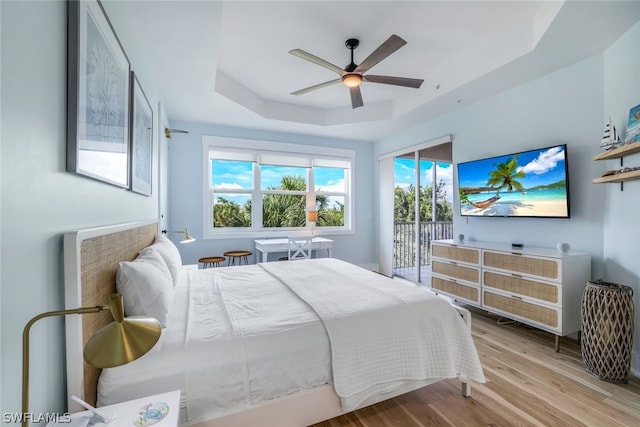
63;219;158;410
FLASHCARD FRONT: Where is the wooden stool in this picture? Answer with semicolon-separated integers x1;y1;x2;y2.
198;256;225;268
223;250;252;266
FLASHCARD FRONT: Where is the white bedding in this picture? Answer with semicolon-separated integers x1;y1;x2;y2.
261;259;486;411
98;264;332;422
98;259;484;423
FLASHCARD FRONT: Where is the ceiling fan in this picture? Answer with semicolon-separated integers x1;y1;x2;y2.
289;34;424;109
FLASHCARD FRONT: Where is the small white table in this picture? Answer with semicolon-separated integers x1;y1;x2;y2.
254;237;333;263
50;390;180;427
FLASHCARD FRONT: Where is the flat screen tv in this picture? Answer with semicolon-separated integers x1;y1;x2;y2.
457;144;570;218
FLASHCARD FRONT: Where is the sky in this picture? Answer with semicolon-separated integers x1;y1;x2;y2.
394;158;454;204
457;145;567;189
211;161;345;192
210;158;455;204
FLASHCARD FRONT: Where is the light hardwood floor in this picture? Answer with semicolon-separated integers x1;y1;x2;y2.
312;308;640;427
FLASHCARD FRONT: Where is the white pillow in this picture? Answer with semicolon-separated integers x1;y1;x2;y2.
149;234;183;286
116;247;174;327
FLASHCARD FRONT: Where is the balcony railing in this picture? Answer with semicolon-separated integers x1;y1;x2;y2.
393;221;453;268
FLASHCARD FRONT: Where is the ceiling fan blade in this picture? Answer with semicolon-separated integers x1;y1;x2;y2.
354;34;407;74
289;49;344;76
364;75;424;88
291;78;341;96
349;86;364;109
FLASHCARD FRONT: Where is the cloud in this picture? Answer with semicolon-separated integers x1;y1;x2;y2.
519;146;564;175
316;178;345;193
212;182;245;190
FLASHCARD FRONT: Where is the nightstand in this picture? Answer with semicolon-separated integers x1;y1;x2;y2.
50;390;180;427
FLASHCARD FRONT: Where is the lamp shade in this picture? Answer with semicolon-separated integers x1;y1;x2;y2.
83;294;161;368
180;228;196;244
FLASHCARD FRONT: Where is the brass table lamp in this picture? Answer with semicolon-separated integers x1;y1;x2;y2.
22;293;161;427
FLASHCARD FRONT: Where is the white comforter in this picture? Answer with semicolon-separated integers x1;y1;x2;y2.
99;259;485;423
261;258;486;411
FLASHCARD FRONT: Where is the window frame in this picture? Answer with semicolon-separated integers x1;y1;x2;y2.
203;136;355;240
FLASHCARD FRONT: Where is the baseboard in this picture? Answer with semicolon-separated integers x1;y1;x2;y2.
357;263;379;272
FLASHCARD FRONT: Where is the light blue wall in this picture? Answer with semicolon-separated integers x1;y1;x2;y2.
375;22;640;374
166;122;376;267
1;1;165;419
375;55;606;278
602;20;640;374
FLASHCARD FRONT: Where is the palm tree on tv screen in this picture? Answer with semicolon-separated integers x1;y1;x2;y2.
487;156;525;195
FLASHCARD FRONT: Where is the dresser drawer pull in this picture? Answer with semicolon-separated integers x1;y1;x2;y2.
511;295;522;300
512;273;522;278
449;261;457;265
510;252;522;256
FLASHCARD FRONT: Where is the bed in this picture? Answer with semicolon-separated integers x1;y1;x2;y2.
64;220;485;426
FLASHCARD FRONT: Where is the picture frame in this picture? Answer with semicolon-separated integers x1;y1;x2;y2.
624;103;640;144
130;71;153;196
67;0;131;188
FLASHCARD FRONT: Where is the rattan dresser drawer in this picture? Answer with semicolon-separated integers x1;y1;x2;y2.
483;291;559;329
483;271;559;305
483;250;560;281
432;276;480;305
433;260;480;284
432;244;480;265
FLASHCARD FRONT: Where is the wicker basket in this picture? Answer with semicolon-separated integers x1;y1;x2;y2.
581;280;635;383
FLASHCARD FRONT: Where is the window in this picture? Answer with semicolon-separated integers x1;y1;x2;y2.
203;136;354;239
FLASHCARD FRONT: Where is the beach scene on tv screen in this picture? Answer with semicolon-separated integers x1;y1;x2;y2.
458;145;568;217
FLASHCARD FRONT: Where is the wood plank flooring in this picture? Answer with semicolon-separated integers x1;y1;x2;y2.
311;308;640;427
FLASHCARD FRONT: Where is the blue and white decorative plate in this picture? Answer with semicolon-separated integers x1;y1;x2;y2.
132;401;169;427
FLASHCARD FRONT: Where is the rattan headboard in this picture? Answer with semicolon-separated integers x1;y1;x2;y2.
63;219;158;410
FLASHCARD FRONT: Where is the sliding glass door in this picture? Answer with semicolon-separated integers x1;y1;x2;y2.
392;144;454;283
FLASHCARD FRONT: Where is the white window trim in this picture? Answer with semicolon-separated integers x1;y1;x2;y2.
203;136;356;240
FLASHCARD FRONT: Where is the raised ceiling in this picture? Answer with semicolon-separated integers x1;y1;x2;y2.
107;1;640;142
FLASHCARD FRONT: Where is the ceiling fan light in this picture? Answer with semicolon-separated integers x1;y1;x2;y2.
342;73;362;88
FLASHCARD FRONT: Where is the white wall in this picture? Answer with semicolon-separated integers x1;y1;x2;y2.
602;20;640;375
375;28;640;375
1;0;165;418
166;121;376;268
376;54;606;271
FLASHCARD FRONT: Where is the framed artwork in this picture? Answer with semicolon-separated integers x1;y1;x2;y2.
130;71;153;196
625;103;640;144
67;0;131;188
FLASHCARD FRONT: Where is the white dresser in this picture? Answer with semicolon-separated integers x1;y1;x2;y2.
431;240;591;351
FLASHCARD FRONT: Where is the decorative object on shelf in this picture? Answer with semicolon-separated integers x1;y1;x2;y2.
624;103;640;144
458;233;465;242
556;242;570;253
67;0;131;188
130;71;153;196
581;280;635;383
602;166;640;177
161;228;195;244
592;140;640;186
21;293;161;427
600;116;622;150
